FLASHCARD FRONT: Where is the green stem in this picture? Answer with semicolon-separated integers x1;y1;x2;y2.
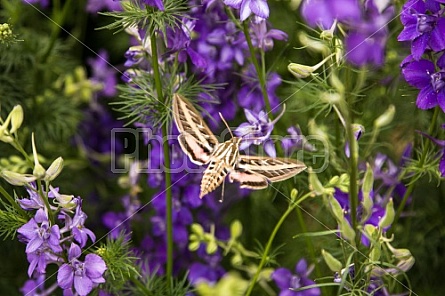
149;29;173;287
36;180;54;224
245;193;311;296
393;107;440;226
0;186;27;217
242;22;272;115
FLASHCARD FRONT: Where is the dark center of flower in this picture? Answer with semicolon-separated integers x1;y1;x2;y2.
72;260;85;276
430;71;445;93
416;14;437;33
39;223;50;240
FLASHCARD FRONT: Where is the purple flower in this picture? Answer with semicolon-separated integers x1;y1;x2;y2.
58;243;107;296
401;57;445;112
86;0;121;13
223;0;270;22
18;183;56;211
143;0;164;11
22;0;49;8
234;107;285;157
281;125;316;157
166;18;207;68
61;199;96;248
21;274;47;295
250;19;288;52
398;0;445;59
18;209;62;254
87;49;117;97
301;0;361;29
271;259;320;296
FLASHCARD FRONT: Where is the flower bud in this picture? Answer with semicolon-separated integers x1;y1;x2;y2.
230;220;242;239
1;170;36;186
329;73;345;95
369;244;381;262
320;20;337;40
308;167;325;196
9;105;23;134
374;104;395;128
320;92;342;105
231;254;243;266
327;195;344;222
31;133;46;179
44;157;64;182
340;217;356;245
322;249;342;272
361;163;374;222
191;223;204;237
386;242;412;259
334;38;344;65
188;240;200;252
378;198;395;228
288;63;314;78
206;239;218;254
290;188;298;202
297;31;329;55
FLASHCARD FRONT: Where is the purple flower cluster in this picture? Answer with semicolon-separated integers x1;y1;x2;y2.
301;0;395;67
271;259;320;296
17;184;106;295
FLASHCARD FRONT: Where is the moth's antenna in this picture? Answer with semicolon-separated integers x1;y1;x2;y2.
219;112;234;138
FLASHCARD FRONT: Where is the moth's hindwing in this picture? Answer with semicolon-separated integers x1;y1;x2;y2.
235;155;307;182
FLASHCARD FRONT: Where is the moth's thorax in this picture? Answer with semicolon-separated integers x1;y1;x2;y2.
210;137;241;167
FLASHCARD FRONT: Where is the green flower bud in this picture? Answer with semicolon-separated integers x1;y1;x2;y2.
31;133;46;179
1;170;36;186
288;63;314;78
340;217;356;245
191;223;204;237
329;73;345;95
386;242;412;259
188;240;200;252
361;163;374;222
230;220;242;239
320;92;343;105
369;244;381;262
44;157;64;181
335;38;344;65
308;167;325;196
378;198;395;228
231;253;243;266
298;31;329;55
374;105;395;128
9;105;23;134
322;249;342;272
290;188;298;202
327;195;344;222
206;239;218;254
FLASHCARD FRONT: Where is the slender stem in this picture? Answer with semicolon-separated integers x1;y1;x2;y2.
393;106;440;226
245;193;311;296
242;22;272;116
0;186;27;217
36;180;54;224
149;29;173;286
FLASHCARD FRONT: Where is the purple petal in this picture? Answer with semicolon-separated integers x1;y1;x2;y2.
58;264;74;289
18;219;38;240
68;243;81;261
402;60;434;88
440;154;445;177
416;85;437;109
267;29;287;41
271;268;292;290
437;91;445;113
85;254;107;278
250;0;269;19
186;48;207;68
411;34;429;60
240;0;253;21
74;275;93;296
224;0;242;9
295;259;308;274
26;237;43;253
397;24;418;42
264;140;276;157
429;18;445;52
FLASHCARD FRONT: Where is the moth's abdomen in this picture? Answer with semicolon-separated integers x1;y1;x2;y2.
200;161;229;198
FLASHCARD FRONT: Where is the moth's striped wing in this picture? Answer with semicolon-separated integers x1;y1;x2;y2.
173;93;219;165
230;155;307;189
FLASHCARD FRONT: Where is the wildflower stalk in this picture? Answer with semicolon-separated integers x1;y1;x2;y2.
36;180;55;224
0;185;27;217
149;28;173;285
393;106;440;226
242;22;272;116
245;192;312;296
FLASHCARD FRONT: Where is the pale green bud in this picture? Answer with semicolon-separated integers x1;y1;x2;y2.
369;244;381;262
231;253;243;266
191;223;204;237
230;220;242;239
327;195;344;222
363;224;378;240
329;73;345;95
322;249;342;272
340;217;356;245
361;163;374;222
9;105;23;134
297;31;329;55
288;63;314;78
320;20;337;40
320;92;343;105
206;239;218;254
44;157;64;182
378;198;395;228
188;240;200;252
308;167;324;195
290;188;298;202
1;170;36;186
386;242;412;259
374;104;395;128
335;38;344;65
31;133;46;179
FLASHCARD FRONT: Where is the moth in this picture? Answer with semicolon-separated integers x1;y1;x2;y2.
172;93;307;199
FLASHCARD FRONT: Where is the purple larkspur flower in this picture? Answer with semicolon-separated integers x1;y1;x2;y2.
18;209;63;254
301;0;361;29
282;125;316;157
401;56;445;112
223;0;270;22
21;274;47;295
250;19;288;52
234;107;285;157
188;248;225;285
86;0;121;13
18;183;56;211
238;65;281;112
398;0;445;59
87;49;117;97
57;243;106;296
345;0;394;67
271;259;320;296
60;199;96;248
143;0;164;11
